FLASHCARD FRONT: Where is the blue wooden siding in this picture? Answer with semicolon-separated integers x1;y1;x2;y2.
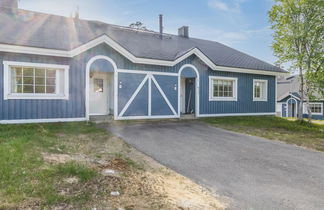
194;58;276;115
0;52;84;120
1;43;277;121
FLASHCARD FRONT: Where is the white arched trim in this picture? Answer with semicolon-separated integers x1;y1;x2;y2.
85;55;118;120
286;98;298;117
178;64;200;117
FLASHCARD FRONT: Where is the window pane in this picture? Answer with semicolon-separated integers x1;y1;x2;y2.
23;68;34;77
254;81;265;99
35;78;45;85
46;78;56;86
94;79;104;92
228;90;233;97
46;69;56;78
23;85;34;93
35;68;45;77
35;86;45;93
224;90;228;97
46;86;56;94
23;77;34;85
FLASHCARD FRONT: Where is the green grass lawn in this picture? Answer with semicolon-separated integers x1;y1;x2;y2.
203;116;324;152
0;123;105;208
0;122;153;209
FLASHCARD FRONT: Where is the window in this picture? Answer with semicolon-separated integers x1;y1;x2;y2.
209;76;237;101
3;61;69;100
253;79;268;101
94;79;104;92
307;103;323;115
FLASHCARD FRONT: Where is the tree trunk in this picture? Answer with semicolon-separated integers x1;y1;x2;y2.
298;67;304;121
305;84;312;123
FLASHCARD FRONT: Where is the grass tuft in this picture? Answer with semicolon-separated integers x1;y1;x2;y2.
54;162;97;182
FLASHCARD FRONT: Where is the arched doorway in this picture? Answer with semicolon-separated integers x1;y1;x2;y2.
85;56;117;120
287;98;298;118
178;64;200;117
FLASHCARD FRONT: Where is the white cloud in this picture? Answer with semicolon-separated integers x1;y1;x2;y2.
208;0;248;13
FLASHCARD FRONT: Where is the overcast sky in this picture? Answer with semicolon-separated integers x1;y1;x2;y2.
20;0;279;66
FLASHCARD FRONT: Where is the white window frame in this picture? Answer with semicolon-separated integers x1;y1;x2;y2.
3;61;69;100
304;102;323;115
209;76;238;101
253;79;268;101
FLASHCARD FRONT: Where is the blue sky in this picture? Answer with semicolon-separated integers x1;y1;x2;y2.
20;0;278;65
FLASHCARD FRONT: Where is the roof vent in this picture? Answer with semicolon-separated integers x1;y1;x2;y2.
0;0;18;13
178;26;189;38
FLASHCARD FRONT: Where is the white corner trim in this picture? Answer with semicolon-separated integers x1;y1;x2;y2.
3;61;69;100
0;35;287;76
0;117;86;124
209;76;238;101
178;64;200;117
253;79;268;102
198;112;276;117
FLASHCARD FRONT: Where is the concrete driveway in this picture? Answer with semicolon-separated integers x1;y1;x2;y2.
106;121;324;210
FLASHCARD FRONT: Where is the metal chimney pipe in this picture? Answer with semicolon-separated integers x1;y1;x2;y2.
159;14;163;39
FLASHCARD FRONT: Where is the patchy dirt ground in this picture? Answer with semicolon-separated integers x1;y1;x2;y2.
0;123;225;210
40;147;225;210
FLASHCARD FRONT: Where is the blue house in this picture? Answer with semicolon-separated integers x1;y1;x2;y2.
277;76;324;120
0;1;287;124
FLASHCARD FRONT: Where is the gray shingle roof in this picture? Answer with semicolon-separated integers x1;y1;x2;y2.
0;9;286;73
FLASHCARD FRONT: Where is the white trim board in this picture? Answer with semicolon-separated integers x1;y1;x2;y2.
198;112;276;117
0;118;86;124
0;35;287;76
118;115;179;120
117;69;178;76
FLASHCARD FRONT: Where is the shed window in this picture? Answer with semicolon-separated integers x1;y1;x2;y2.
209;76;237;101
3;61;69;100
253;80;268;101
309;103;323;115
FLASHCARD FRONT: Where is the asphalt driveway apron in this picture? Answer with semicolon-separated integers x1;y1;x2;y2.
106;121;324;210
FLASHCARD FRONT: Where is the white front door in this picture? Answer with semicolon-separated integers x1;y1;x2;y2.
89;73;109;115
